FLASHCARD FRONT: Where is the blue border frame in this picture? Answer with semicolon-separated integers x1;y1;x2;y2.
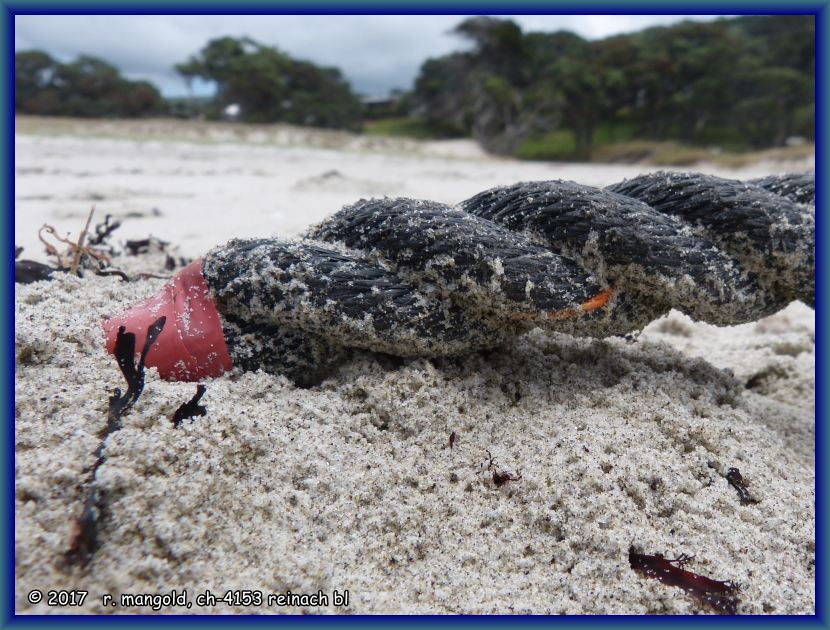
815;1;827;626
3;0;12;626
1;1;828;13
4;1;827;626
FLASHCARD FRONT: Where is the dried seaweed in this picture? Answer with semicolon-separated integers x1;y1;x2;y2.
21;214;171;284
91;268;131;282
39;208;111;275
480;450;522;487
172;384;208;428
32;209;176;283
86;214;122;251
65;317;166;568
629;547;741;614
125;236;169;256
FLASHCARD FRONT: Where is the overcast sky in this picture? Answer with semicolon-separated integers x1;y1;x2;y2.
15;14;726;97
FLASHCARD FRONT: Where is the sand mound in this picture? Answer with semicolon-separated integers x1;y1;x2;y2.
14;256;813;614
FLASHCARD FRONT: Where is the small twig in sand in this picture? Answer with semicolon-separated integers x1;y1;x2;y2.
69;206;95;275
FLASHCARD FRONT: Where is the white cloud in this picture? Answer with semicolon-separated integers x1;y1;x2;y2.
14;14;726;96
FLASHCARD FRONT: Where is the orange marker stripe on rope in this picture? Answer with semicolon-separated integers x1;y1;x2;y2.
579;286;615;312
510;286;615;322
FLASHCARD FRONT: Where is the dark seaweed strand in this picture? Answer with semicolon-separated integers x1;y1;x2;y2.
607;172;814;309
749;172;815;207
460;180;764;331
308;197;603;316
66;317;166;567
726;467;760;506
629;548;740;614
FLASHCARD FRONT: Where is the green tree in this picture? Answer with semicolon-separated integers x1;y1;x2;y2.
15;51;164;118
412;53;474;136
528;32;606;157
175;36;362;129
414;17;546;154
454;16;528;85
733;67;812;147
14;50;58;111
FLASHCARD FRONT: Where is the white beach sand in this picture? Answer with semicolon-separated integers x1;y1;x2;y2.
14;117;815;614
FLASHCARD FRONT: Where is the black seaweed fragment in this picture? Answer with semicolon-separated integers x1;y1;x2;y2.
15;259;56;284
726;468;760;505
65;316;166;567
15;244;56;283
108;317;167;421
87;214;122;249
172;384;208;428
125;237;169;256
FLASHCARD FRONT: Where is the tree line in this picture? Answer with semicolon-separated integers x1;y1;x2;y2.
15;15;814;155
15;51;164;118
15;37;362;130
412;15;814;155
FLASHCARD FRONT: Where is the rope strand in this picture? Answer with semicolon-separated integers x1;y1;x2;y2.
198;171;814;383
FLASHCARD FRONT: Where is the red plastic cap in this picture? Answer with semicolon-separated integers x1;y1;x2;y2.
102;259;233;381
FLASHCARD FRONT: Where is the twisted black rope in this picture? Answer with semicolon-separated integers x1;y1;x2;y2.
202;171;814;384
